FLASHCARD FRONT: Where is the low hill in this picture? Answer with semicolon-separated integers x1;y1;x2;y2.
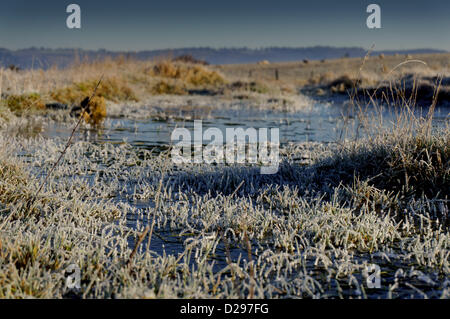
0;46;446;70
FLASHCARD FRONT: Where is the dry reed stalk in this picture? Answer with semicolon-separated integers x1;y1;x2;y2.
231;180;245;197
146;178;162;254
127;225;150;267
425;76;443;136
347;55;432;142
24;75;104;213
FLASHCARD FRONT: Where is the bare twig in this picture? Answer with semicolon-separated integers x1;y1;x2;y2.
146;178;163;253
231;180;245;197
425;75;442;136
127;225;150;267
27;75;104;210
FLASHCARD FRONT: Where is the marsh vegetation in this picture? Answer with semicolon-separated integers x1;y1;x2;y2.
0;53;448;298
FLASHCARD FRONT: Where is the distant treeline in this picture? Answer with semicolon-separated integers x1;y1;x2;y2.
0;46;446;69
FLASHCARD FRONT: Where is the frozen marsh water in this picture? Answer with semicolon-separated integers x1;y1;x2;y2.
1;95;449;298
43;97;450;147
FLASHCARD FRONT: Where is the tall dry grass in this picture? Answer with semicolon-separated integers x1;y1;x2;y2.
321;54;450;225
0;56;227;107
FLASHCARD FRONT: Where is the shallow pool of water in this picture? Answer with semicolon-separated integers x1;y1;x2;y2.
43;100;450;150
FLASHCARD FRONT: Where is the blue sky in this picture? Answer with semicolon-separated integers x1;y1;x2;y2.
0;0;449;51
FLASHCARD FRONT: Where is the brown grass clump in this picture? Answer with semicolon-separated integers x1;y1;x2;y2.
82;96;107;125
151;80;186;95
51;77;138;105
172;54;208;65
2;93;46;114
151;60;225;87
151;60;180;78
69;95;107;126
184;66;224;86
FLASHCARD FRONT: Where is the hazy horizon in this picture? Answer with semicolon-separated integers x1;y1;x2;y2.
0;0;449;51
1;45;448;53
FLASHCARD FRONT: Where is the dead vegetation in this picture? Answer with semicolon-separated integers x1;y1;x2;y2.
149;60;225;87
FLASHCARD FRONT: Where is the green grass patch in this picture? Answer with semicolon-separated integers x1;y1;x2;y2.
1;93;46;115
51;77;139;104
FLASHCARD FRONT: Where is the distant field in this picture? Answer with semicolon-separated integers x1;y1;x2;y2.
216;53;450;87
